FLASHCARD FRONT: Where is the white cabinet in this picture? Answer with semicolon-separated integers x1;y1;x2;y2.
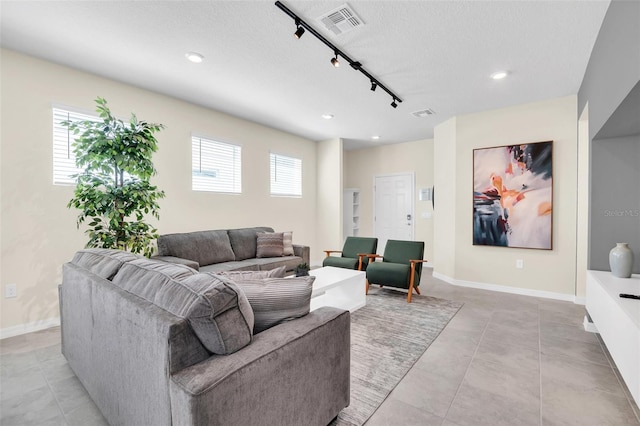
343;189;360;238
586;270;640;407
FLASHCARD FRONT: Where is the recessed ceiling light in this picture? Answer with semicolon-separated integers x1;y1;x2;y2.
322;114;334;120
371;135;380;140
185;52;204;63
491;71;508;80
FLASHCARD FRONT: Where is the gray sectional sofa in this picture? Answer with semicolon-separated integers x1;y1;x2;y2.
154;226;310;274
60;248;350;426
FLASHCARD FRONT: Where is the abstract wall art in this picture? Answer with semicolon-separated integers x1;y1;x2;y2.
473;141;553;249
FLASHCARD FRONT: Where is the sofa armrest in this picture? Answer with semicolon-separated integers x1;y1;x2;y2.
293;244;310;266
170;307;350;426
151;255;200;271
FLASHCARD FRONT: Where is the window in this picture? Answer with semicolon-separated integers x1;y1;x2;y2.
52;107;100;185
192;136;242;193
270;153;302;197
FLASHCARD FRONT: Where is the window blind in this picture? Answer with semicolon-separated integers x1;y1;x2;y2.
52;108;99;185
270;153;302;197
192;136;242;193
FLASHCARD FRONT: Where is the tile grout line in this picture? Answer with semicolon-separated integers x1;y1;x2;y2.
538;304;543;426
440;308;493;423
36;351;71;426
593;333;640;424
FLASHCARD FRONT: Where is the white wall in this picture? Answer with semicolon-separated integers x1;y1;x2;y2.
0;49;319;335
343;139;434;262
315;138;343;265
434;96;579;297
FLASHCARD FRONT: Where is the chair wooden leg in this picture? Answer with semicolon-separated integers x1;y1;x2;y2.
407;262;417;303
415;287;421;295
365;279;369;295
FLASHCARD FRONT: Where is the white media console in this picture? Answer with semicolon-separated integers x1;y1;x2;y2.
585;270;640;407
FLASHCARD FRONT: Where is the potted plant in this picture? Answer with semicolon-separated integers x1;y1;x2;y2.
64;97;165;257
295;262;310;277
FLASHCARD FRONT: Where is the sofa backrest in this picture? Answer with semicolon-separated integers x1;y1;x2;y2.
228;227;274;260
157;230;236;266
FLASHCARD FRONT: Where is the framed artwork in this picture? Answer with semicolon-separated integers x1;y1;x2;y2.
473;141;553;249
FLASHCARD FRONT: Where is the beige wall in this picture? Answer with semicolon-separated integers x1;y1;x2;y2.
435;95;579;296
433;118;457;279
315;138;343;265
343;139;434;262
0;49;320;334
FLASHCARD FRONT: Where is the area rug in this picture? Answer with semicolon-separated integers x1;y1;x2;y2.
330;288;463;426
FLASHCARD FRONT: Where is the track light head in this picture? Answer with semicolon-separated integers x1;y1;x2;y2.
391;99;398;108
370;81;377;91
330;54;340;68
294;19;305;39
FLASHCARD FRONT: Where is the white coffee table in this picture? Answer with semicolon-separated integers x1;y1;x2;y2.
308;266;366;312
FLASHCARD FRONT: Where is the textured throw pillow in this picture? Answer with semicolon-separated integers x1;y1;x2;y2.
282;231;294;256
233;276;315;334
112;259;253;354
256;232;284;258
217;265;286;280
71;248;142;280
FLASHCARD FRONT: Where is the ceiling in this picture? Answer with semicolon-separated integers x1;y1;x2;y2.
0;1;611;150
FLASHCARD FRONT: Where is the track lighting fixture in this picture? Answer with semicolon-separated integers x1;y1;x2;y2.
294;19;305;39
275;1;402;109
331;52;340;68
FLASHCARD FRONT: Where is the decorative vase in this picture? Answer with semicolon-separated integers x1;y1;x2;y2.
609;243;634;278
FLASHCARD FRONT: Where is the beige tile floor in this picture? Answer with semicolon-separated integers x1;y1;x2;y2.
1;272;638;426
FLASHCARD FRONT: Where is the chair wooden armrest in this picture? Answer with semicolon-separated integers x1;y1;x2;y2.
323;250;342;258
356;253;381;271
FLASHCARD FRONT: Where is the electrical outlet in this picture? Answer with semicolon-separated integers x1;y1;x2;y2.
516;259;524;269
5;283;17;298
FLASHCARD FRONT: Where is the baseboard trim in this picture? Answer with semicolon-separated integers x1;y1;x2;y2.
583;315;598;333
431;271;576;303
574;296;587;306
0;317;60;340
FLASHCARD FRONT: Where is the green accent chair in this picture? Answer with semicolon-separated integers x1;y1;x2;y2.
365;240;427;303
322;237;378;271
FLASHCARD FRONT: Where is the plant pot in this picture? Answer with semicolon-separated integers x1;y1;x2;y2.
609;243;634;278
295;269;309;277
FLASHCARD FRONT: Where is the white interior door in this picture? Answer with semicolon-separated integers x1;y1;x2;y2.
374;173;414;253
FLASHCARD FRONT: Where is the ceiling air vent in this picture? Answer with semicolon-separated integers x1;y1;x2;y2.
412;109;436;118
317;4;364;36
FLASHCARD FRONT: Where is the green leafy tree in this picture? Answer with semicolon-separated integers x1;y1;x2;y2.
64;97;165;257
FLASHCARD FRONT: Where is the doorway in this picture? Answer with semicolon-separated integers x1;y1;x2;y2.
374;173;415;253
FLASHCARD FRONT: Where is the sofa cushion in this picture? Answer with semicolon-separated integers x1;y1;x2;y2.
71;248;142;280
112;259;253;354
228;227;274;261
233;276;315;334
157;230;235;266
256;232;284;258
217;265;286;280
282;231;294;256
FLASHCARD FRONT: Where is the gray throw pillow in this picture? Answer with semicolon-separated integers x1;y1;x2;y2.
233;276;315;334
71;248;142;280
217;265;286;280
256;232;284;258
112;259;253;354
282;231;294;256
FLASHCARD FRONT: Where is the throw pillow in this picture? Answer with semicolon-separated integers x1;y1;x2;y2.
256;232;284;258
112;259;253;355
232;276;315;334
282;231;294;256
217;265;286;280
